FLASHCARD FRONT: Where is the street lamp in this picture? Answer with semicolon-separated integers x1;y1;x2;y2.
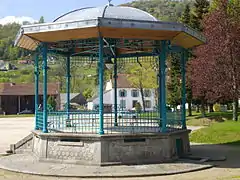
105;57;114;70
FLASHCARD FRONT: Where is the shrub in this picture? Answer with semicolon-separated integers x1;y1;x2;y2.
47;96;56;111
135;102;142;112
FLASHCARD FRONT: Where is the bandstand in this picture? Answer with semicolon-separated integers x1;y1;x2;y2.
14;2;205;165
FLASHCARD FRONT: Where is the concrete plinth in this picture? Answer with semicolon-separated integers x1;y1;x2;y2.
28;130;191;166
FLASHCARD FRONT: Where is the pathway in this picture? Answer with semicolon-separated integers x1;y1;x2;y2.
0;117;33;154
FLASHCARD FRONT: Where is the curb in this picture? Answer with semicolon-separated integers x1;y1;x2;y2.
0;153;11;157
0;164;214;178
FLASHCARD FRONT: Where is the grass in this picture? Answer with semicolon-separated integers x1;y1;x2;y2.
190;117;240;145
0;114;34;118
186;111;240;126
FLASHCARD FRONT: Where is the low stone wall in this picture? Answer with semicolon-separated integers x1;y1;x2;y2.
10;133;33;154
30;130;190;166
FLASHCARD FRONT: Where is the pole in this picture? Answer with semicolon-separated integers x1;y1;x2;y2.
34;52;39;130
114;57;118;126
42;43;48;133
160;40;167;132
66;55;71;120
18;96;21;113
181;49;187;129
98;37;104;135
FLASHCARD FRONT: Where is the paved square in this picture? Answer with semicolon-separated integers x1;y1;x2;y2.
0;117;34;154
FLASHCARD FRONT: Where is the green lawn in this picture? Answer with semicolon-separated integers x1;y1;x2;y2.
186;111;240;126
0;114;34;118
190;116;240;145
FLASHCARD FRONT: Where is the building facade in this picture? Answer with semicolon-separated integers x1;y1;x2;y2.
88;74;156;111
0;83;60;114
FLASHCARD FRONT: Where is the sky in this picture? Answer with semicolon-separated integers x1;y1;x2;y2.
0;0;133;24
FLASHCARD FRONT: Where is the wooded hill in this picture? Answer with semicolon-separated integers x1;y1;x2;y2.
0;0;194;61
123;0;193;22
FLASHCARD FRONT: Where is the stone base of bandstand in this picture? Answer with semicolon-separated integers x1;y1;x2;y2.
0;129;215;177
25;130;191;166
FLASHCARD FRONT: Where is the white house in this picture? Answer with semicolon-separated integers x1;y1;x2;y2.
87;74;156;111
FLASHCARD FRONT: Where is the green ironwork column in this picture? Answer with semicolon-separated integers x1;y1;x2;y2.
158;61;162;124
98;37;104;135
34;52;39;130
160;40;167;132
42;43;48;133
181;49;187;129
66;55;71;119
114;57;118;126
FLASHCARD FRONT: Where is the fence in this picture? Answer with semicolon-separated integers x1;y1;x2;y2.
36;109;182;134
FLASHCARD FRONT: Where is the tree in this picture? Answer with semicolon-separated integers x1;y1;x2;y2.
126;58;158;112
83;88;93;100
182;0;210;117
190;0;240;120
167;53;181;110
47;96;56;110
39;16;45;23
190;0;210;31
180;4;191;24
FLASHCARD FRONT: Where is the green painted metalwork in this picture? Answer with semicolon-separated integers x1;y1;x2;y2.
98;37;104;135
158;47;162;128
34;52;39;130
66;55;71;119
160;40;167;132
114;57;118;126
42;43;48;133
31;38;185;134
181;49;187;129
45;109;183;134
36;111;43;129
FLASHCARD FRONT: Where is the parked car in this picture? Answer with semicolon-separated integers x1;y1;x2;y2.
18;109;32;114
117;110;137;119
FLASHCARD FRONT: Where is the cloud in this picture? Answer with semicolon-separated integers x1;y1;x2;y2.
0;16;37;25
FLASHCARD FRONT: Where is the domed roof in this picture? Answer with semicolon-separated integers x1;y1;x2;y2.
53;5;158;22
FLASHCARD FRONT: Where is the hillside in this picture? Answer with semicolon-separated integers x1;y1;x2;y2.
0;0;194;93
122;0;193;22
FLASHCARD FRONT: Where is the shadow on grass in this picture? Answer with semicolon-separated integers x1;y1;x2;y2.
190;142;240;168
223;140;240;146
190;111;240;121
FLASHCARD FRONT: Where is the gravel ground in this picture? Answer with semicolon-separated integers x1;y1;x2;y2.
1;144;240;180
0;117;239;180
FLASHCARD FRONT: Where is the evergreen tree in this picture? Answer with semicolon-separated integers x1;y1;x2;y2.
167;53;181;110
180;4;191;24
180;4;194;116
190;0;210;31
39;16;45;23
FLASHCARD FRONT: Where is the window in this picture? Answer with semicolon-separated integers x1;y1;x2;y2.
131;89;139;97
120;100;126;109
144;89;151;97
132;100;138;108
144;100;151;108
119;89;127;97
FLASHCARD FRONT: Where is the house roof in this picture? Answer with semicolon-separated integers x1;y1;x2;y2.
0;83;59;96
116;74;133;88
60;93;86;105
87;89;112;102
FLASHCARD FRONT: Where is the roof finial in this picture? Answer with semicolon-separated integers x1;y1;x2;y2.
108;0;113;6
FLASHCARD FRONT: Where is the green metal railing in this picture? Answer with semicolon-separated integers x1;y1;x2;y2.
36;111;43;130
47;111;99;133
34;109;183;134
